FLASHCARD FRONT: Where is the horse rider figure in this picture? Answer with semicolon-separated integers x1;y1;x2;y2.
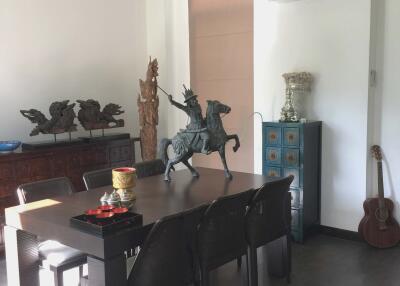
167;85;210;154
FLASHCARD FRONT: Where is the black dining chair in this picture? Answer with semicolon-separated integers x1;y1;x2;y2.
197;191;253;286
17;177;87;286
245;175;294;286
82;167;113;190
127;206;207;286
133;159;166;179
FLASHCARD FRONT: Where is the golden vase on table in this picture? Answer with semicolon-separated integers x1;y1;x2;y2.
112;167;137;202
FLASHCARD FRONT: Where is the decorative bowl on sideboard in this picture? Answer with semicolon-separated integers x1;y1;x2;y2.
0;140;21;153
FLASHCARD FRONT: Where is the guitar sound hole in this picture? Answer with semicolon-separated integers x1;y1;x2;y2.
374;208;389;223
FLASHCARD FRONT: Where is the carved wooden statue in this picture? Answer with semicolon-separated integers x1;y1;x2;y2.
138;58;159;160
20;100;77;137
76;99;124;131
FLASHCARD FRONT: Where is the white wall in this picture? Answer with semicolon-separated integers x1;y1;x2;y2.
369;0;400;221
0;0;190;163
145;0;190;141
254;0;372;231
145;0;190;167
0;0;147;142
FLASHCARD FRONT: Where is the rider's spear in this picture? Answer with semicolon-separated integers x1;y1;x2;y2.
157;85;171;97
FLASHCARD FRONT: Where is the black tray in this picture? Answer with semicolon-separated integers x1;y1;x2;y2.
70;211;143;237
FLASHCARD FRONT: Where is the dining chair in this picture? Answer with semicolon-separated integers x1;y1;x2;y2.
133;159;166;179
197;191;253;286
245;175;294;286
127;206;207;286
17;177;87;286
82;167;113;190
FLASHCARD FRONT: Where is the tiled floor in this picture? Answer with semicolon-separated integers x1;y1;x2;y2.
1;234;400;286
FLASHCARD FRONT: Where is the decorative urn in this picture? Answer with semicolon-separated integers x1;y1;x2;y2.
280;72;313;122
112;167;137;201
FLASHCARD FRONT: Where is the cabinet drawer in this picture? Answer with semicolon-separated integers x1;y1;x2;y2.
283;148;300;167
284;168;300;188
264;166;281;178
265;127;281;146
283;128;300;147
265;147;281;166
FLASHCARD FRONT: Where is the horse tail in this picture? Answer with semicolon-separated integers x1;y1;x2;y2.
160;138;172;167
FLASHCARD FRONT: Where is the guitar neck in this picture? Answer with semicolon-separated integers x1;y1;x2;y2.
377;161;385;209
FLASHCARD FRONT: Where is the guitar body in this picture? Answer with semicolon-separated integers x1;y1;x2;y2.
359;197;400;248
359;145;400;248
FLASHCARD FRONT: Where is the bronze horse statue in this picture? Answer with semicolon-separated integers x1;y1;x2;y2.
160;100;240;181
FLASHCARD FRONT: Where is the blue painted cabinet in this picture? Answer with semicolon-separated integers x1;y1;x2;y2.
262;121;322;242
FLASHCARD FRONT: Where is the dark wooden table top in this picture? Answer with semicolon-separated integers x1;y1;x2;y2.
5;167;273;259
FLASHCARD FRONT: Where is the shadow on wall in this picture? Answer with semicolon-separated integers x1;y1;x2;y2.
320;122;339;222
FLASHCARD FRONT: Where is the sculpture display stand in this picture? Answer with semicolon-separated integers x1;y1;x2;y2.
21;139;82;151
137;58;159;161
79;133;131;143
22;134;134;151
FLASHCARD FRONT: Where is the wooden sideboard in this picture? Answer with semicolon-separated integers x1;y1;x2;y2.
0;136;140;254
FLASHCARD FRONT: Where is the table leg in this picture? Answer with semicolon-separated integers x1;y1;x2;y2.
266;236;289;277
4;225;39;286
88;254;127;286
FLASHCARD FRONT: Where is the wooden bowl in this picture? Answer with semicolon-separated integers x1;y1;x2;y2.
85;209;103;216
98;205;114;211
113;207;129;214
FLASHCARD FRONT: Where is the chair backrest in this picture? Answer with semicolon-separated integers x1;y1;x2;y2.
245;175;294;248
197;190;253;271
17;177;75;204
133;159;165;179
128;205;207;286
82;167;113;190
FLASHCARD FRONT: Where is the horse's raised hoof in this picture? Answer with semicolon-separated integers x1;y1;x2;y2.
164;175;171;182
192;172;200;178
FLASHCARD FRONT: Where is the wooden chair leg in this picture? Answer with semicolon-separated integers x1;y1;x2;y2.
53;269;63;286
200;266;210;286
245;252;250;286
237;256;242;268
79;265;84;284
249;246;258;286
286;234;291;283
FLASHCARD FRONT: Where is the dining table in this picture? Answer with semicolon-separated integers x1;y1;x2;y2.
4;167;289;286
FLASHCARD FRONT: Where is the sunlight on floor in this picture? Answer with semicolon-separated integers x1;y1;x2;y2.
39;265;87;286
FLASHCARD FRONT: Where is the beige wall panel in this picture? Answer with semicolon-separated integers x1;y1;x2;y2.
192;79;254;173
190;0;253;173
191;32;253;81
190;0;252;37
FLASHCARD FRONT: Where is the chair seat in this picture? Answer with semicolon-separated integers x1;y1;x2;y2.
39;240;86;268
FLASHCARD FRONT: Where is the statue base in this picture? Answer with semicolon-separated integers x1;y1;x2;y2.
79;133;131;143
22;139;82;151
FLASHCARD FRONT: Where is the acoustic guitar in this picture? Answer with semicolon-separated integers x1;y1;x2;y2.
358;145;400;248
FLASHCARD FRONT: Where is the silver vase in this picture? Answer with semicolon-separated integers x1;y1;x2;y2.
280;72;313;122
